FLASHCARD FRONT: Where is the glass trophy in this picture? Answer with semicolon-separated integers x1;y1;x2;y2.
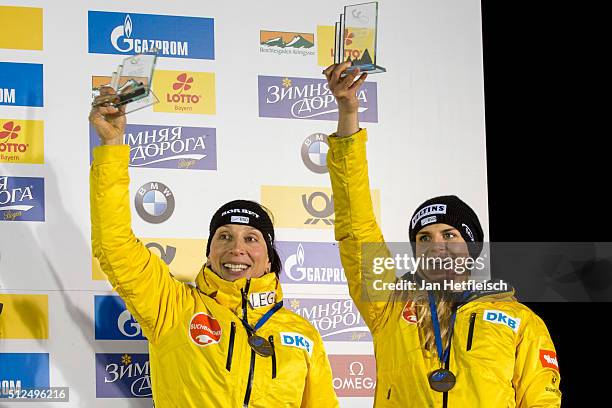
334;2;386;76
92;51;159;114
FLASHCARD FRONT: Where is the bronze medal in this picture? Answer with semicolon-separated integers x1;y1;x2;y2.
248;334;273;357
428;368;456;392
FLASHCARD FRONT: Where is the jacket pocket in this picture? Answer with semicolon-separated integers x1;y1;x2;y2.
269;335;277;379
466;312;476;351
226;321;236;371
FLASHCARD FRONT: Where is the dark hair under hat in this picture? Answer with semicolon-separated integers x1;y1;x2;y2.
206;200;281;274
408;195;484;258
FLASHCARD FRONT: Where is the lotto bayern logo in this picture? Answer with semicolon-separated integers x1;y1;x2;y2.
134;181;175;224
88;11;214;59
153;71;216;114
1;119;45;164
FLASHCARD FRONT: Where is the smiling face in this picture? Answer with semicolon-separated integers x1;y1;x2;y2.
415;223;471;282
207;224;271;282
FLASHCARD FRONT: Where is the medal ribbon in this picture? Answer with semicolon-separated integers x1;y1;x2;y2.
428;291;470;365
241;282;283;335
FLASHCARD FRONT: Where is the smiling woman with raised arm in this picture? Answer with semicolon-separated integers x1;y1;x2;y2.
323;62;562;407
89;88;338;408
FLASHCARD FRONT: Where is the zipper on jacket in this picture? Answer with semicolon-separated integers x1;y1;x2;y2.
243;349;256;407
242;279;255;407
226;322;236;371
466;312;476;351
269;335;277;379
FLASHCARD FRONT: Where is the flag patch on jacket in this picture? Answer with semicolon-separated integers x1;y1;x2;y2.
539;350;559;372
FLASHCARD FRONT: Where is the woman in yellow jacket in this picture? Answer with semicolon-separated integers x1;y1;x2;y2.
322;62;562;407
89;89;338;408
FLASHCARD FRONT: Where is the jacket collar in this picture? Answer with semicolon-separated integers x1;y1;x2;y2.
195;266;283;318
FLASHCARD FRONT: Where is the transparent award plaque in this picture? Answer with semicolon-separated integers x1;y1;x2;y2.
92;51;159;114
334;2;386;76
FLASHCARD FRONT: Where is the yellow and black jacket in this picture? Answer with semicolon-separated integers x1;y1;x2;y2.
91;145;338;408
327;129;562;407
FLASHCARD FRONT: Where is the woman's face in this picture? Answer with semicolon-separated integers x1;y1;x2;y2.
415;223;470;282
208;224;271;282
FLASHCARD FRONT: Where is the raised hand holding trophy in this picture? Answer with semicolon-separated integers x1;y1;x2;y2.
334;2;386;76
91;51;159;115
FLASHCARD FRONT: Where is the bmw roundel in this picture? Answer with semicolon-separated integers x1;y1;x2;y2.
134;181;175;223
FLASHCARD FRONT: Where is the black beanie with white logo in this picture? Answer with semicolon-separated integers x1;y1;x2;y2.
408;195;484;258
206;200;281;274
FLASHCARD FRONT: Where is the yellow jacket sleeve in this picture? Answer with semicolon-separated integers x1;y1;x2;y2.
300;332;339;408
327;129;393;335
90;145;192;343
513;312;562;407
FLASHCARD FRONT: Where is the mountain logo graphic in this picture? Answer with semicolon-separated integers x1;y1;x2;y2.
260;31;314;49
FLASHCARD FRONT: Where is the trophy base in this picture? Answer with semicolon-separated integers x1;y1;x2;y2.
341;64;387;77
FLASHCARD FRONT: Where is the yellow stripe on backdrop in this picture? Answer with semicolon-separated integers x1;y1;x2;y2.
0;294;48;339
0;6;43;50
261;186;380;229
92;238;206;282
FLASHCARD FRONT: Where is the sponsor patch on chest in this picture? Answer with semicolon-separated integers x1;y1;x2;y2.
401;301;417;324
483;310;521;333
280;332;313;356
189;312;222;346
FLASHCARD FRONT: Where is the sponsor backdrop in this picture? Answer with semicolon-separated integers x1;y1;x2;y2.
0;0;487;406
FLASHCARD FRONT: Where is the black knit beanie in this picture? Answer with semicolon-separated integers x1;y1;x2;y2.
206;200;281;274
408;195;484;258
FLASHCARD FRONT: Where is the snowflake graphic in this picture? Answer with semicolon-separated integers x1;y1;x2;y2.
173;73;194;93
121;354;132;366
282;77;292;88
0;121;21;140
290;299;300;310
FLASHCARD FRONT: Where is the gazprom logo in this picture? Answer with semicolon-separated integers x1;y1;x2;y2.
0;62;43;107
95;296;146;340
88;11;215;59
483;310;521;333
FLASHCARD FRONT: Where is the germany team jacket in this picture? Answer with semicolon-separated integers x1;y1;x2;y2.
90;145;339;407
327;129;562;407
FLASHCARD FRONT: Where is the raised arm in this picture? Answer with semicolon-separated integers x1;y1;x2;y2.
89;88;192;343
323;64;395;335
513;312;562;407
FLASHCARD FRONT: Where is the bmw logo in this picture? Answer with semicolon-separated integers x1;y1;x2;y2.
135;182;175;224
301;133;329;174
